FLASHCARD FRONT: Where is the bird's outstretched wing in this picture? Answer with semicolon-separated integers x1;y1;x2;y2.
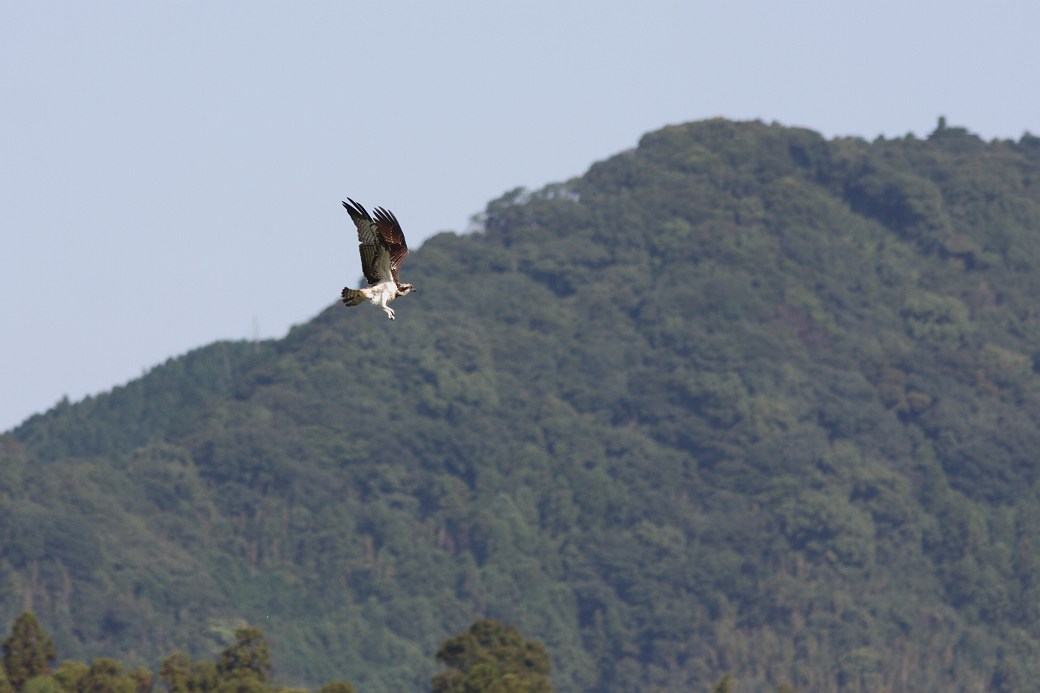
372;206;409;285
343;198;393;285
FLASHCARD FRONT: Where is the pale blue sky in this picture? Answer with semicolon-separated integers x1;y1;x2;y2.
2;1;1038;432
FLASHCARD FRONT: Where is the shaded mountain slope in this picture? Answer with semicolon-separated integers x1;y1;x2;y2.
5;118;1040;691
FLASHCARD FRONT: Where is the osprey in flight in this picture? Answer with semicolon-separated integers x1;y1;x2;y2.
340;198;415;320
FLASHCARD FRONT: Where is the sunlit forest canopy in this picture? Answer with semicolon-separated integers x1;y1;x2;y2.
4;118;1040;691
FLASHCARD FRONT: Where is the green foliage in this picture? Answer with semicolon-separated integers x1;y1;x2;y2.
712;674;735;693
217;629;272;684
3;617;350;693
158;652;190;692
432;620;553;693
50;662;86;693
314;683;354;693
3;613;56;691
73;658;136;693
6;118;1040;690
21;678;61;693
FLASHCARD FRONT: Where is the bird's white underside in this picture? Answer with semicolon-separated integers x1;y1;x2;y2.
361;280;401;319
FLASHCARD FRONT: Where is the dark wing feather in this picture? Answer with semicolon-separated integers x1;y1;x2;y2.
342;198;372;226
372;206;409;284
342;199;391;285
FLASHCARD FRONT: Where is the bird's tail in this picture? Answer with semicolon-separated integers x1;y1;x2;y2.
341;287;367;307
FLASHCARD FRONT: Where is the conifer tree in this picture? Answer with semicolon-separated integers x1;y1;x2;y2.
1;613;56;692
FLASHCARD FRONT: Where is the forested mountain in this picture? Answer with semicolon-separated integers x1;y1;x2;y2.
4;118;1040;692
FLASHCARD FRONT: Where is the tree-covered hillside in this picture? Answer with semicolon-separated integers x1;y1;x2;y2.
4;118;1040;691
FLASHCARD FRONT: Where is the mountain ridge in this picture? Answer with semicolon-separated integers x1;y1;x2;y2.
5;118;1040;691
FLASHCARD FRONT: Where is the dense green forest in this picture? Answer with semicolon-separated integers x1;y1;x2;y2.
4;118;1040;691
0;612;556;693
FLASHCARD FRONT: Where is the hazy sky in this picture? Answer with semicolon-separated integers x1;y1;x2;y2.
2;1;1038;432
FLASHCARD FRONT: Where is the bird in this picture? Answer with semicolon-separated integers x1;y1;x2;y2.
340;198;416;320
